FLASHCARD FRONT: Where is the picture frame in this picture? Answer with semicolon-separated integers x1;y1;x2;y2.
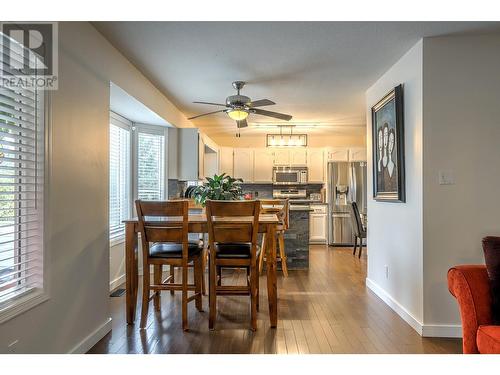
371;84;405;202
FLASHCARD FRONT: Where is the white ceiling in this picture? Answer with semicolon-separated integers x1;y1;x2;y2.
96;22;500;138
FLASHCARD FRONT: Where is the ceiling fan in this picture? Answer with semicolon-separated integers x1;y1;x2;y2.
188;81;292;129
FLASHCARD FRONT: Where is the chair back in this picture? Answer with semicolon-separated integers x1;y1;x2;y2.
259;199;289;229
348;201;364;237
135;200;189;260
205;200;260;247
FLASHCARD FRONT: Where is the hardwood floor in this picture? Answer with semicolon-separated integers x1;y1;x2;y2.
88;245;462;354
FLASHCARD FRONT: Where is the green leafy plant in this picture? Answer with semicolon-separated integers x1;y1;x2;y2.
193;173;243;206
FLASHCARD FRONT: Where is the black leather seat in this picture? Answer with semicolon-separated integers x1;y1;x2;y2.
214;243;260;259
150;241;203;259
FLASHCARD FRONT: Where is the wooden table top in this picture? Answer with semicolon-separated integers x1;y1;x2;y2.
123;213;279;224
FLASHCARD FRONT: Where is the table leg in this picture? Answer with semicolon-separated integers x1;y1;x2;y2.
125;222;138;324
266;224;278;328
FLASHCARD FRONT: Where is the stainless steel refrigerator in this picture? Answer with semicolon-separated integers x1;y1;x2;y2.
327;161;367;246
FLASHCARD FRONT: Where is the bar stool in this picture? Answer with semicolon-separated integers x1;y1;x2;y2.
258;199;289;277
205;200;261;331
135;200;204;331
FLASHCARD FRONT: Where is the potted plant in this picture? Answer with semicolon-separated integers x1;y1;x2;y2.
193;173;244;207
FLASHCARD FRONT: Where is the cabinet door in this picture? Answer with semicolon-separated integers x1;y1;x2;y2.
307;148;325;182
326;147;349;162
177;128;199;181
309;213;327;243
218;147;234;176
233;148;254;182
273;149;290;165
253;149;274;182
290;149;307;165
349;147;367;162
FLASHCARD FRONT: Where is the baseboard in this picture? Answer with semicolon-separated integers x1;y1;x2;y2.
365;278;423;335
421;324;462;338
109;274;125;292
69;317;112;354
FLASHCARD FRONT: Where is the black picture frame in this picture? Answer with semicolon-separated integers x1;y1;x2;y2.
371;84;405;202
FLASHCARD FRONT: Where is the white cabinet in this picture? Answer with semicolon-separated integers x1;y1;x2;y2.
273;149;290;165
273;148;307;166
290;149;307;165
218;147;233;176
326;147;349;162
349;147;367;162
176;128;199;181
307;148;325;182
309;204;327;243
253;149;274;182
233;148;254;182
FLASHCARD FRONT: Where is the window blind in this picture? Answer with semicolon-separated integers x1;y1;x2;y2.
137;131;164;201
0;35;45;306
109;124;130;240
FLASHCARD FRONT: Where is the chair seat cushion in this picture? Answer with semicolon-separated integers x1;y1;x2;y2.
477;325;500;354
215;243;260;259
150;241;202;259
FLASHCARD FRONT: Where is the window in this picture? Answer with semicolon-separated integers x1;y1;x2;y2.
109;117;131;241
0;43;45;310
137;129;165;201
108;115;167;243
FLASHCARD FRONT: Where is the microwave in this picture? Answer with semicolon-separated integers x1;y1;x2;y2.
272;166;308;185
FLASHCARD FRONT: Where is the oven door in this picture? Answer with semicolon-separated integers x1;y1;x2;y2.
273;170;300;185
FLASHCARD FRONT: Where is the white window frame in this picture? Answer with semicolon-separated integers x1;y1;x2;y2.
109;112;133;247
0;91;50;325
132;123;168;203
109;113;169;246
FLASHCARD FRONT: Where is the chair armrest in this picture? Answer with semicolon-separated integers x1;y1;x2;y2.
448;265;492;354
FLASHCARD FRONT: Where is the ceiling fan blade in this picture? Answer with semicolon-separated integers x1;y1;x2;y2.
237;119;248;128
193;101;227;107
248;99;275;107
251;108;292;121
188;109;226;120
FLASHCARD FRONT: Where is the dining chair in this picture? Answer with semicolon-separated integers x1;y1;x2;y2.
205;200;261;330
135;199;204;331
349;201;366;258
258;199;289;277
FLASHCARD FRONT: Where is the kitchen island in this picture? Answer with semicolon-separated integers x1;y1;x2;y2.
284;205;312;269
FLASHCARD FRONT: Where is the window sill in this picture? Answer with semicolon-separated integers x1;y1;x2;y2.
110;236;125;248
0;289;49;324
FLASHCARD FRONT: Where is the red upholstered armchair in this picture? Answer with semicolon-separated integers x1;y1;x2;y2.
448;265;500;354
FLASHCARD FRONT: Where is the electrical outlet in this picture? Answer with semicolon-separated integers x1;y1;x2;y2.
438;170;455;185
384;265;389;279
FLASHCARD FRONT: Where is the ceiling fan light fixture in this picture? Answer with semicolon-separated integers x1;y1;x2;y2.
227;109;249;121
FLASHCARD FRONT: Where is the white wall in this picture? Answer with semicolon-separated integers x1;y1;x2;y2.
422;35;500;331
365;41;424;329
0;22;190;353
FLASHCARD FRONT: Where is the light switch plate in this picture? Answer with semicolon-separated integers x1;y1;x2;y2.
438;170;455;185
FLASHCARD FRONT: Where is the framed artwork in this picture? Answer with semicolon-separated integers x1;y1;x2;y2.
371;84;405;202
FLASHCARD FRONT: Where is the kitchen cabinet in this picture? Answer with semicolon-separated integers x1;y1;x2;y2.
326;147;349;162
309;204;327;243
218;147;233;176
273;149;290;165
253;149;274;182
349;147;367;162
175;128;199;181
307;148;325;182
273;148;307;166
290;149;307;165
233;148;254;182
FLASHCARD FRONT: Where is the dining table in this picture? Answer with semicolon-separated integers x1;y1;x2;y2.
123;212;280;328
